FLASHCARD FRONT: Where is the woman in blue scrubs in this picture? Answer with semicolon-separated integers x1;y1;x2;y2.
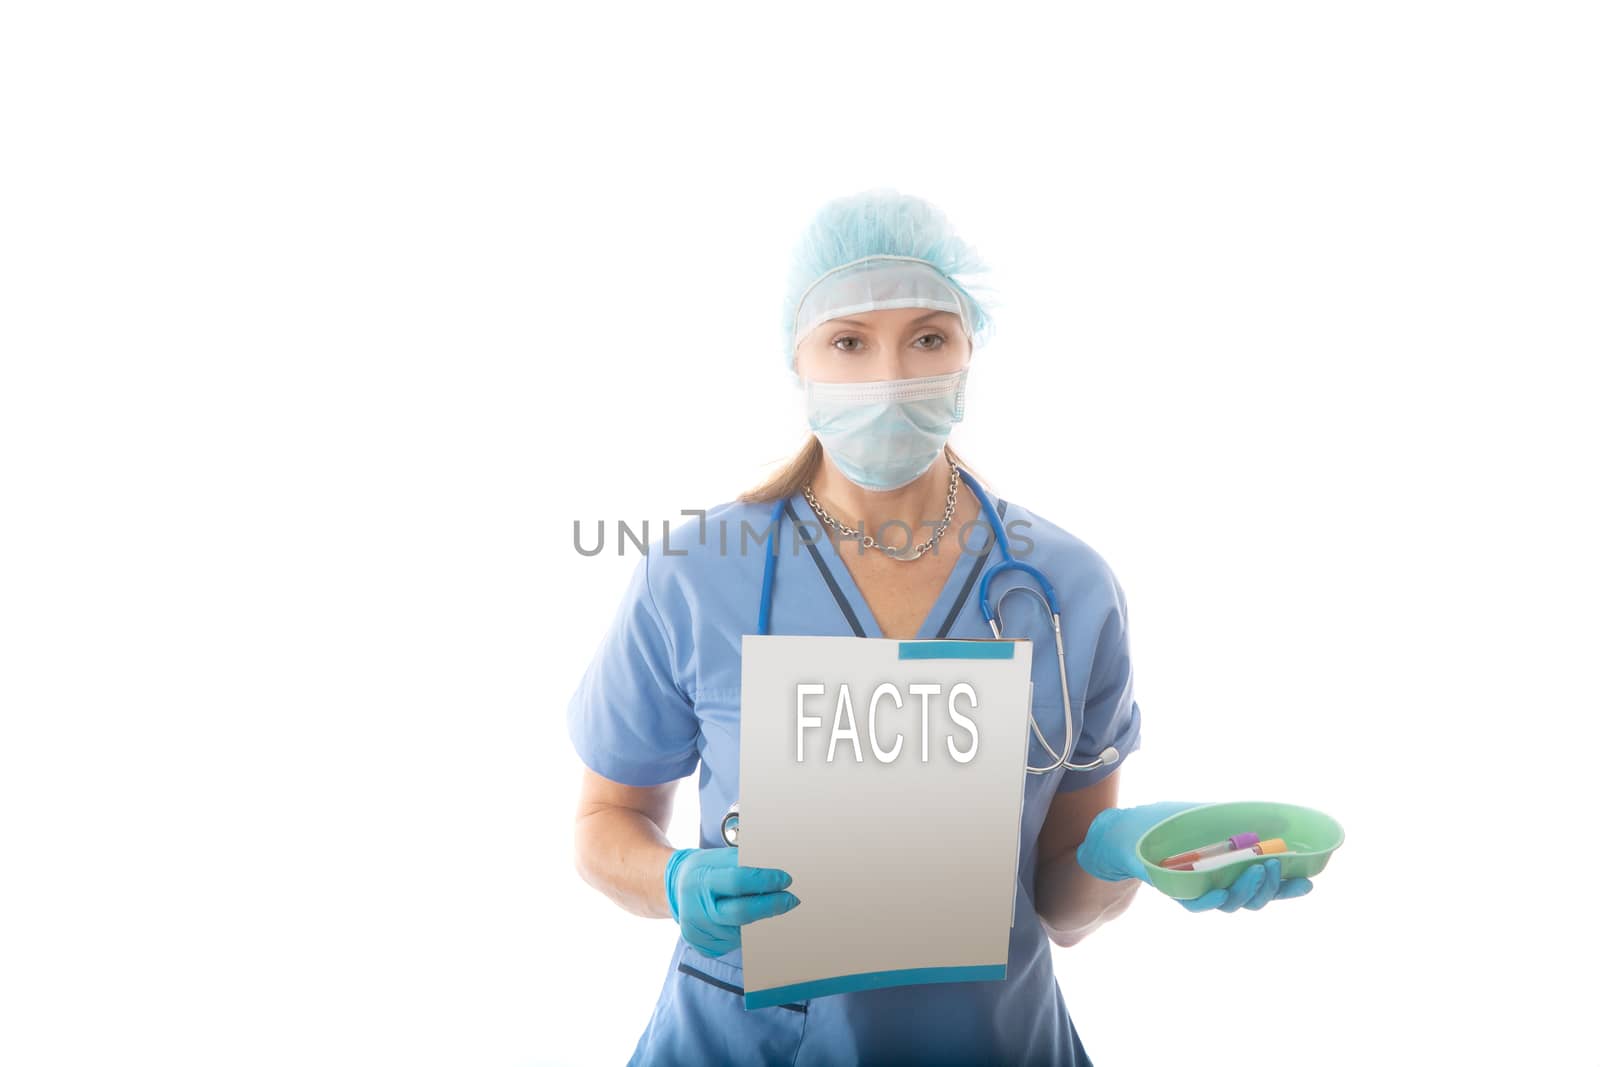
567;189;1313;1065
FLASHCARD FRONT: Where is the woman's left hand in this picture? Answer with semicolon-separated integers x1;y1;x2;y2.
1176;857;1314;913
1077;803;1315;913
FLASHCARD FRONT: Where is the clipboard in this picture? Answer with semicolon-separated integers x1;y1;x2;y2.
736;634;1035;1009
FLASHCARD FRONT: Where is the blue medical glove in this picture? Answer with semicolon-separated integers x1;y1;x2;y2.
1076;802;1315;913
1174;856;1314;913
664;846;800;957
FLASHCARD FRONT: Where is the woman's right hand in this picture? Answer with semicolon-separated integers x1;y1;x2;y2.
664;847;801;957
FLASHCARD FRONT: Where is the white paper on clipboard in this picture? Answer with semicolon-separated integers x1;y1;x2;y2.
737;634;1034;1009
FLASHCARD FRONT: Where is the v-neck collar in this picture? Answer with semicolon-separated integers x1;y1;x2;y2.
781;490;1008;640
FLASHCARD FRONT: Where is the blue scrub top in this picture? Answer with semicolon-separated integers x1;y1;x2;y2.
567;486;1142;1067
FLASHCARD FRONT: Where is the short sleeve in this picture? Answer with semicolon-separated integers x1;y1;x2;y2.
1056;573;1143;793
566;551;701;787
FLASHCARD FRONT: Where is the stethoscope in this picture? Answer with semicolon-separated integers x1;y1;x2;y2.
719;465;1121;847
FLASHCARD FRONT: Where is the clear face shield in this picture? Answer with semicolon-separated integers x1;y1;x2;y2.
790;256;980;492
789;255;979;372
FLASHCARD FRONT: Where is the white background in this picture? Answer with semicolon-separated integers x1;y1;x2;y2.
3;2;1596;1064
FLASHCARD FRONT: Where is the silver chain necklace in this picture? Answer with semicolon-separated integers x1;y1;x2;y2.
803;463;962;562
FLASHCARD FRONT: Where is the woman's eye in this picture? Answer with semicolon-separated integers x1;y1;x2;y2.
831;333;945;352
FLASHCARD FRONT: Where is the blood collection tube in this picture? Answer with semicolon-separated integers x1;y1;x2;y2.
1170;837;1289;872
1158;832;1260;869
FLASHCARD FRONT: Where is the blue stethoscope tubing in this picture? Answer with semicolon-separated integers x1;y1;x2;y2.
753;467;1120;777
724;470;1121;846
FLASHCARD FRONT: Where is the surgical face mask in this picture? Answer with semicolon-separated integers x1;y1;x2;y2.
804;367;968;491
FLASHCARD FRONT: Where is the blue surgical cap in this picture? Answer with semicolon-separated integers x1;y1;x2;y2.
781;188;996;371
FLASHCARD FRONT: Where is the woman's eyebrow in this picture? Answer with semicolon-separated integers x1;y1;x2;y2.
831;311;954;328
